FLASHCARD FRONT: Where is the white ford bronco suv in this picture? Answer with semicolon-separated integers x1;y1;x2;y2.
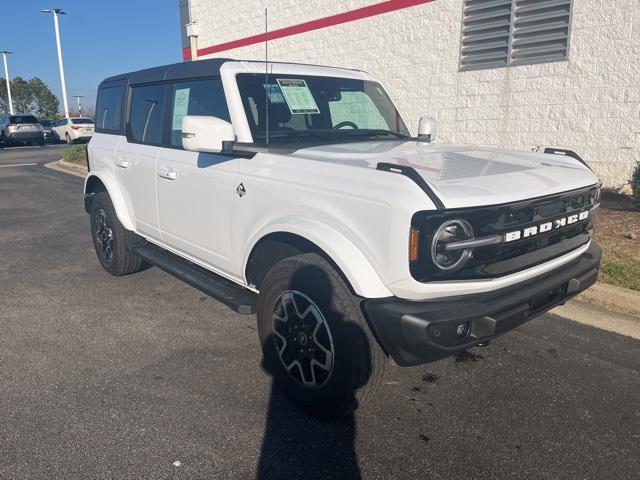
85;59;601;418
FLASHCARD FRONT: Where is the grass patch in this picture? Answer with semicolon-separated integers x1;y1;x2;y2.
63;144;88;166
600;261;640;292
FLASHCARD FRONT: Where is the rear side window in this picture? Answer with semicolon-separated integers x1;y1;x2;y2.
10;115;38;124
168;78;229;147
96;86;123;132
128;84;166;145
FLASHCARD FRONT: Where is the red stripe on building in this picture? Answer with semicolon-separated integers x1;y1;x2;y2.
183;0;433;60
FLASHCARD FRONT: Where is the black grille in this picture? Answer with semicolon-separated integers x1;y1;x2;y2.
410;185;599;282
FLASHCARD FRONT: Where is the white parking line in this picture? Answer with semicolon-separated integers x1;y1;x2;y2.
0;163;39;168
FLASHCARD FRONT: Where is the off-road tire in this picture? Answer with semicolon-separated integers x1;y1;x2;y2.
90;192;143;276
257;253;386;419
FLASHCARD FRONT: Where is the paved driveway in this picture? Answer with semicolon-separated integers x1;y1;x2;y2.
0;149;639;479
0;143;67;166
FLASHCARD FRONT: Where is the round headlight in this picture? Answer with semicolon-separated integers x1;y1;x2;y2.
430;219;474;271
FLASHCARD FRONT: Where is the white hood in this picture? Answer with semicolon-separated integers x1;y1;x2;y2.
291;141;599;209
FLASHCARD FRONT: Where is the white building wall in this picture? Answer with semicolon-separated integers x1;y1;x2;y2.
185;0;640;187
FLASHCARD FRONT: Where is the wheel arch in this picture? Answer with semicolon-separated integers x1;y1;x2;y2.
84;172;135;231
243;220;392;299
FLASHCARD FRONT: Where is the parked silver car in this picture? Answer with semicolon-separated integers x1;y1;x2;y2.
0;115;45;147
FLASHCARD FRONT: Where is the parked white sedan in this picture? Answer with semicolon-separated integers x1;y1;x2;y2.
53;117;95;144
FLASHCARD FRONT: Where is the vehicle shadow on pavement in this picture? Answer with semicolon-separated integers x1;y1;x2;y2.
256;264;372;479
256;383;361;479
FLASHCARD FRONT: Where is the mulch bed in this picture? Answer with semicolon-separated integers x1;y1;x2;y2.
593;191;640;291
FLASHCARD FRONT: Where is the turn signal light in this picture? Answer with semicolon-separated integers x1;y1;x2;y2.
409;227;420;262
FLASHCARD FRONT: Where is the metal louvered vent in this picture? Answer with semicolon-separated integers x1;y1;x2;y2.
511;0;572;66
460;0;572;71
460;0;513;70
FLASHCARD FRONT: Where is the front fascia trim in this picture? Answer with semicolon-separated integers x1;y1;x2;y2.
388;241;591;301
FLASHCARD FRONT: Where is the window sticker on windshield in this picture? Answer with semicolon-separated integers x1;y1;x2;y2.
264;83;285;103
172;88;190;130
276;79;320;114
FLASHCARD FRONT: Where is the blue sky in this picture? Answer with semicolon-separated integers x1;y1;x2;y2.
1;0;182;114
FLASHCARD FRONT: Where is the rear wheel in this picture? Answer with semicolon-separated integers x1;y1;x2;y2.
65;133;73;145
90;192;143;276
257;253;386;419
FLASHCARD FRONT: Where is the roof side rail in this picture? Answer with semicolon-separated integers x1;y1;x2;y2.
376;162;445;210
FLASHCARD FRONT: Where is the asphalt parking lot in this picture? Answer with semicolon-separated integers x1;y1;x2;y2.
1;145;639;479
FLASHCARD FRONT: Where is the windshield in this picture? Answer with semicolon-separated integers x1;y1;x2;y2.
71;118;94;124
236;73;411;144
40;120;54;127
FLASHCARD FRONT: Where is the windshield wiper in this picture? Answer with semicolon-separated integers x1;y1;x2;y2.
255;128;412;143
257;130;336;142
337;129;412;139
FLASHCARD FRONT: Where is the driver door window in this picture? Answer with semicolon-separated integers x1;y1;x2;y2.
169;78;230;147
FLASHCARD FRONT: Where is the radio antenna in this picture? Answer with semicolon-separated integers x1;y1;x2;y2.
264;7;270;148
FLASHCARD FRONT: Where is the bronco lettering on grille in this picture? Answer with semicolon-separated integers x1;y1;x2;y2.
504;210;590;243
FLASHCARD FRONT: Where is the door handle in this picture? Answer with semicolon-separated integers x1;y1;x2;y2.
115;157;130;169
158;167;178;180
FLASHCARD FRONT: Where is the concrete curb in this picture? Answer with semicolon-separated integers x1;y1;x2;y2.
572;281;640;318
553;281;640;340
44;159;87;178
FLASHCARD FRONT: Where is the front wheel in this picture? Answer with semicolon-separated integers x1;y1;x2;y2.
89;192;143;276
257;253;386;419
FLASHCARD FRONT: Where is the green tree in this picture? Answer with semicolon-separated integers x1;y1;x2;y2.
0;77;7;113
29;77;59;117
10;76;34;114
0;76;60;116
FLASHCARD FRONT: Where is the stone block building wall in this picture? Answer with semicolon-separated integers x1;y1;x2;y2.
181;0;640;187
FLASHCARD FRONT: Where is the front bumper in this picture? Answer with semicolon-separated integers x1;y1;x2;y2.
363;241;602;366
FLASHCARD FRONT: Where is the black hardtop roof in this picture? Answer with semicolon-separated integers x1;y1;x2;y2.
99;58;233;87
98;58;364;87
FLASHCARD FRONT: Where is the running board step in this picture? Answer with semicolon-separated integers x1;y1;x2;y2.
130;243;257;315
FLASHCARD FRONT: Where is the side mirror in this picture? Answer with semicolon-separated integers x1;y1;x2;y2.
182;115;235;153
417;116;437;143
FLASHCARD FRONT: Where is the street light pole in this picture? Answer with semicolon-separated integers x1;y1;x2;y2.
41;8;70;119
73;95;83;117
1;51;14;114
